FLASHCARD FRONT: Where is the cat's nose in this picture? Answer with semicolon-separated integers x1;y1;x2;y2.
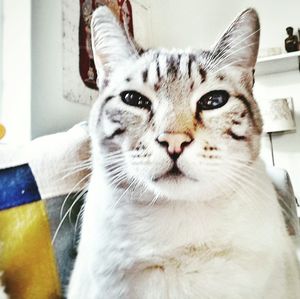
156;132;193;160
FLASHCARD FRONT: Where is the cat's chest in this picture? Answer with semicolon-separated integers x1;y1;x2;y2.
99;199;239;263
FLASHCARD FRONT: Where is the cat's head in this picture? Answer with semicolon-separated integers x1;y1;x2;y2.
89;7;262;201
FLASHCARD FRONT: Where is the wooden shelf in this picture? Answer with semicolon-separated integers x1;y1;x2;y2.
256;51;300;76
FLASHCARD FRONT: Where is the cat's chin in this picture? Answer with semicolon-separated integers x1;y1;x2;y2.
152;164;197;183
148;175;209;202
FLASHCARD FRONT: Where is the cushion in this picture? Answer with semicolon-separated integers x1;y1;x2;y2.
0;122;90;299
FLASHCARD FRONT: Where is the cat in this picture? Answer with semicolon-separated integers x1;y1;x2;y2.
67;6;300;299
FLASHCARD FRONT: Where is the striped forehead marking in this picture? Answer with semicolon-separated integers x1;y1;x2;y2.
141;52;207;86
187;54;196;78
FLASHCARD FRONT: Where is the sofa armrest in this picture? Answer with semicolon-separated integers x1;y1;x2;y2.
266;166;299;236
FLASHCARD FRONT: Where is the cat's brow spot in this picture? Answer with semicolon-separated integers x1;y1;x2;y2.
126;77;131;82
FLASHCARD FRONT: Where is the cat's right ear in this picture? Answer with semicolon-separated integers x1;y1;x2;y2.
91;6;137;86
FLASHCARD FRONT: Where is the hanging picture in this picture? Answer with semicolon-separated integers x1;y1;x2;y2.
62;0;133;105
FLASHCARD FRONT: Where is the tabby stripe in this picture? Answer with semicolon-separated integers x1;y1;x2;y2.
167;55;179;78
227;129;246;141
98;95;116;125
104;95;114;104
235;94;255;126
199;68;206;83
156;59;161;81
155;54;161;82
105;128;126;140
142;69;148;83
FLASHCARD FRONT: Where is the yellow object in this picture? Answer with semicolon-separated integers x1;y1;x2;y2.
0;123;5;140
0;201;61;299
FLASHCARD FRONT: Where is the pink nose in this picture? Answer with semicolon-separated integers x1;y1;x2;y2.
156;132;193;155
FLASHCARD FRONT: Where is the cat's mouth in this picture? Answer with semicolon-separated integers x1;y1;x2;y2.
153;165;196;182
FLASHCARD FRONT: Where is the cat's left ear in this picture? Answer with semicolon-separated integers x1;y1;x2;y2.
211;8;260;70
91;6;138;86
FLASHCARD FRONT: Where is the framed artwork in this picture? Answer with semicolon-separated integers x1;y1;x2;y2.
62;0;133;105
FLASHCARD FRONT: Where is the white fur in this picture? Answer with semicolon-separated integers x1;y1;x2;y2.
68;160;300;299
68;7;300;299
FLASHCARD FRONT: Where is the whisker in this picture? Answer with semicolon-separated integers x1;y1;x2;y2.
113;178;137;209
74;204;85;235
59;172;91;219
52;193;84;245
207;28;260;70
211;42;257;72
68;188;88;226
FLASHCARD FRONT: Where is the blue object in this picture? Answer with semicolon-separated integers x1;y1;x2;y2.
0;164;41;211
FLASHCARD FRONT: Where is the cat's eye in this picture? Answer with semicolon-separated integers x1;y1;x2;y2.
120;91;152;111
197;90;229;110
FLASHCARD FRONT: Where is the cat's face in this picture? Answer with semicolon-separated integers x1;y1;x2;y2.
89;7;262;201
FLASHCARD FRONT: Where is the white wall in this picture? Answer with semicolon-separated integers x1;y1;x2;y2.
0;0;3;107
1;0;31;144
134;0;300;53
132;0;300;199
0;0;90;143
31;0;89;139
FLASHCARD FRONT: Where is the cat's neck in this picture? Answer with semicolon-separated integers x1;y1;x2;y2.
81;158;282;257
85;158;277;231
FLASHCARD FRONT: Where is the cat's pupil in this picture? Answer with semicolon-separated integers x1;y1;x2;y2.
120;91;152;111
197;90;229;111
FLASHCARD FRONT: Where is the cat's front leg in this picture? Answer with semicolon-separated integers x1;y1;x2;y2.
68;251;129;299
67;254;96;299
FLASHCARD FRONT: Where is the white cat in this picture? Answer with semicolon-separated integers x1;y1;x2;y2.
68;7;300;299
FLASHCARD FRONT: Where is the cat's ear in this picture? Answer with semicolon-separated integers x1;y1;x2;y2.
211;8;260;70
91;6;137;85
